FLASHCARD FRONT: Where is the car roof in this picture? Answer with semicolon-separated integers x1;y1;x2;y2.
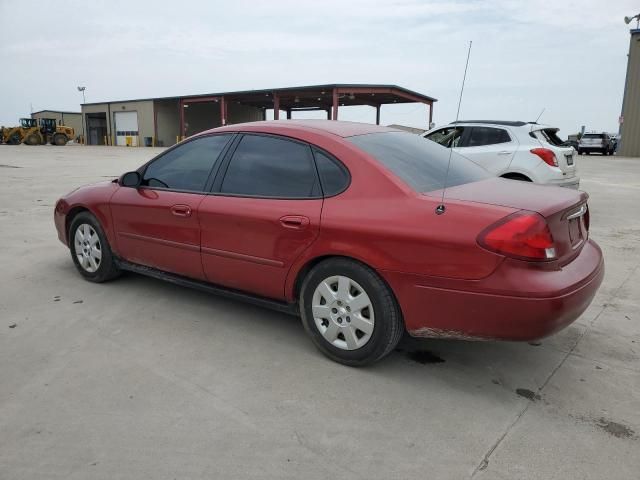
209;119;399;138
450;120;530;127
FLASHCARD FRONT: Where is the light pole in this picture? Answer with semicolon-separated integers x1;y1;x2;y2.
624;13;640;29
77;86;86;145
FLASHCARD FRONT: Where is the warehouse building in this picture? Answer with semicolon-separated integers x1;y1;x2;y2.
619;28;640;156
80;84;436;147
31;110;82;141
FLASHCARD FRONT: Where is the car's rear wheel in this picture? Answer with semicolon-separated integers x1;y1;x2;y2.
299;258;403;366
69;212;121;283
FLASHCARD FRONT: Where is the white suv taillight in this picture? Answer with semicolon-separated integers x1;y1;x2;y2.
530;148;558;167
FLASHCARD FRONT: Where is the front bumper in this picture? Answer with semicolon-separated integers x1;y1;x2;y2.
54;200;68;246
381;240;604;341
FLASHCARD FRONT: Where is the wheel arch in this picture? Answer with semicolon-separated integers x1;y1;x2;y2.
65;206;91;242
288;254;404;324
500;172;532;182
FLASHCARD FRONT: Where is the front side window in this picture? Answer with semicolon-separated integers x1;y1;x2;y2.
142;134;232;192
467;127;511;147
220;134;319;198
348;131;490;193
425;127;464;148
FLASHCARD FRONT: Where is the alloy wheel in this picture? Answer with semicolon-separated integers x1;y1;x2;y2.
74;223;102;273
311;275;375;350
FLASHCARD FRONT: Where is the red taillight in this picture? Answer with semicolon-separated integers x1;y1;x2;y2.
478;211;556;261
530;147;558;167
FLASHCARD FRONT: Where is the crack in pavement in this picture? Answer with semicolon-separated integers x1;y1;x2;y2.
470;261;640;478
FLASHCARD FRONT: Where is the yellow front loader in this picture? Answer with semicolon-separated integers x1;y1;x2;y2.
0;118;74;146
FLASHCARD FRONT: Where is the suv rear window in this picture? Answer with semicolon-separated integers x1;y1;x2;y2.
467;127;511;146
582;134;603;139
533;129;564;146
348;131;490;193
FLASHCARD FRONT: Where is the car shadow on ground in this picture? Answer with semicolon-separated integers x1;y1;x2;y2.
50;264;575;403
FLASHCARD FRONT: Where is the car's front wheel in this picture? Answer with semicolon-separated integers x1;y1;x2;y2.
299;258;403;366
69;212;121;282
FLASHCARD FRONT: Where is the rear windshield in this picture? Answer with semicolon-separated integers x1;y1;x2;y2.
533;128;564;146
347;131;490;193
582;134;603;139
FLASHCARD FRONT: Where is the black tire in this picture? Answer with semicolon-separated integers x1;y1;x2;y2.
53;134;67;146
577;149;582;155
7;134;21;145
602;149;608;156
299;258;403;366
25;134;40;146
68;212;121;283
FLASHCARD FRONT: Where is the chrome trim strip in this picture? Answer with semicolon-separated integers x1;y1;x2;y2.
567;204;587;220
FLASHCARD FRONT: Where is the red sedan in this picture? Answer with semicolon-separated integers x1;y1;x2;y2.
54;120;604;365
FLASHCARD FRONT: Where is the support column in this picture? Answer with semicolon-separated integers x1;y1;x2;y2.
429;102;433;126
286;109;292;120
375;105;381;125
179;99;185;140
332;89;338;120
326;108;331;120
273;93;280;120
220;96;227;126
153;104;158;146
262;108;267;121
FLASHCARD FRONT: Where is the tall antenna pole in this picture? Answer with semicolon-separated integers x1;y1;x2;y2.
436;40;473;215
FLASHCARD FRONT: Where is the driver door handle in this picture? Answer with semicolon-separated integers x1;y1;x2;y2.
170;205;192;217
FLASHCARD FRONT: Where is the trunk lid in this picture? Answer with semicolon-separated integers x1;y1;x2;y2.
430;178;589;263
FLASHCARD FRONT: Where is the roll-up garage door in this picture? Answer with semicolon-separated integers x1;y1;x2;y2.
114;111;139;146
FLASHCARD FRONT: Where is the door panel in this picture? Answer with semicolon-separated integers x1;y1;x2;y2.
199;196;322;299
111;187;206;280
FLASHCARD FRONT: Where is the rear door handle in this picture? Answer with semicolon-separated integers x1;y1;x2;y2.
498;151;513;155
170;204;192;217
280;215;310;229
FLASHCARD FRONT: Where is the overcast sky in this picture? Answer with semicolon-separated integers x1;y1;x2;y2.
0;0;636;136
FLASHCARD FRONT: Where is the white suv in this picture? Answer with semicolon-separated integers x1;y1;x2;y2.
422;120;579;189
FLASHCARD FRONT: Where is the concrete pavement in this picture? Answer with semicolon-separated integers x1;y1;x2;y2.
0;145;638;479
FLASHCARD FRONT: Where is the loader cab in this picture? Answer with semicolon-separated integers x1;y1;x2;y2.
39;118;57;135
20;118;37;129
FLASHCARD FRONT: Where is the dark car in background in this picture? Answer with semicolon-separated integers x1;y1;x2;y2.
578;133;614;155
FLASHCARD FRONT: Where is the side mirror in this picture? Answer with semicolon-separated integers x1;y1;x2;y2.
120;171;141;188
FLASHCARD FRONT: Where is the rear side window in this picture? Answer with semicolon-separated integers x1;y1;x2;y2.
142;134;232;192
221;134;319;198
348;131;490;193
313;149;350;196
582;133;604;139
467;127;511;147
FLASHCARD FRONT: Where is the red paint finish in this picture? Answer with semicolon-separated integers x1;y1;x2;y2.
109;188;206;280
54;120;604;342
199;196;322;299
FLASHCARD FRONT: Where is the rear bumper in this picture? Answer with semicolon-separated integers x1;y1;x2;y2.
381;240;604;341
